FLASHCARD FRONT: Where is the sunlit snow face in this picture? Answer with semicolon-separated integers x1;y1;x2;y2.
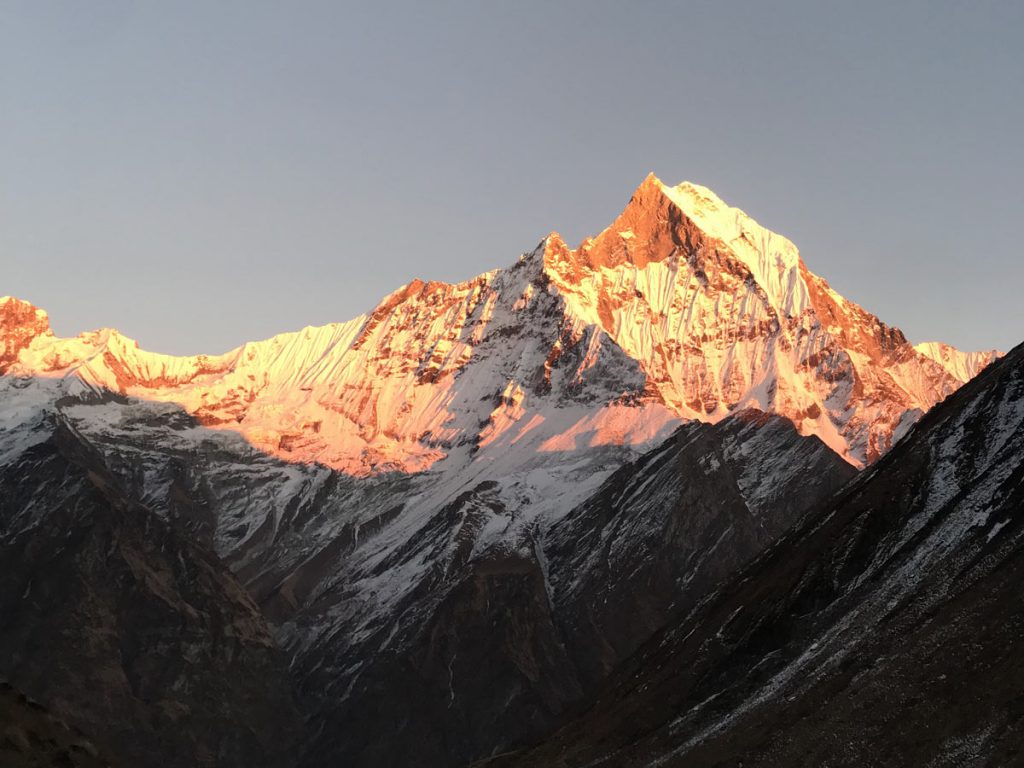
0;178;994;479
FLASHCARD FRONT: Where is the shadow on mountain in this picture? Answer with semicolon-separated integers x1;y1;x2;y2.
14;342;1023;768
0;681;122;768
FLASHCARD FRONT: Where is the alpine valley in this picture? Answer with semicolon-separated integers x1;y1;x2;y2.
0;175;1016;768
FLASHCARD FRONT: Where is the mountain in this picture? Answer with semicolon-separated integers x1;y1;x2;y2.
541;410;857;695
0;681;118;768
541;175;986;466
0;419;303;768
297;411;854;767
484;340;1024;768
915;340;1000;383
0;176;992;472
0;175;1003;767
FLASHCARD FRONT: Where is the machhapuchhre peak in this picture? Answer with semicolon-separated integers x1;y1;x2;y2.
1;174;1019;768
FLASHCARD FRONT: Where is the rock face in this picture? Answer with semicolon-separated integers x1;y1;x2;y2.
0;297;50;374
0;420;303;768
0;174;1005;768
486;341;1024;768
0;681;118;768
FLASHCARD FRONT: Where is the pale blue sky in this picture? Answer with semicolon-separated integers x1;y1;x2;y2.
2;1;1021;354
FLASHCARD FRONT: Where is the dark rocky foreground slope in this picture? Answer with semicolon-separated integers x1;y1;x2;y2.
543;410;857;696
0;681;118;768
299;412;854;767
483;342;1024;768
0;420;303;768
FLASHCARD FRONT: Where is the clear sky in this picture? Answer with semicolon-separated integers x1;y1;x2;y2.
2;1;1021;354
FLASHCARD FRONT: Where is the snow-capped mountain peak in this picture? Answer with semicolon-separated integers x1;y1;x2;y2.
914;340;1001;384
1;296;52;372
0;175;996;470
538;175;993;464
542;174;809;316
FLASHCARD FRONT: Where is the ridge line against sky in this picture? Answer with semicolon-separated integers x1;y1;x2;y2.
2;1;1022;355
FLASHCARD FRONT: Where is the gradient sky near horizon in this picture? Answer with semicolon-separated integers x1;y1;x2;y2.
2;1;1022;355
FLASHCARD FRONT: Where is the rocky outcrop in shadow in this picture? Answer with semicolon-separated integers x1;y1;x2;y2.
0;418;304;768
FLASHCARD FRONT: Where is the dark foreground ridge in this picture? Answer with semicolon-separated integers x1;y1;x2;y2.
0;419;303;768
0;347;1020;767
0;681;118;768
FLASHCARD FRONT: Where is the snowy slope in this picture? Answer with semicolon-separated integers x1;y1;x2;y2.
2;254;675;480
914;340;1000;383
542;174;992;464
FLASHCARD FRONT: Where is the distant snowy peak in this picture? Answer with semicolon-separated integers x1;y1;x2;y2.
0;296;51;373
0;174;996;471
541;174;809;316
540;174;987;464
2;256;663;476
914;340;1001;384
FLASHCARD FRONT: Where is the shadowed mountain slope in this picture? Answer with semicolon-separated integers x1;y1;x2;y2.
0;682;120;768
298;411;854;767
0;419;303;768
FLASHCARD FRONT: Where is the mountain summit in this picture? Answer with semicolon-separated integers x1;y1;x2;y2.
0;175;993;471
542;174;994;464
